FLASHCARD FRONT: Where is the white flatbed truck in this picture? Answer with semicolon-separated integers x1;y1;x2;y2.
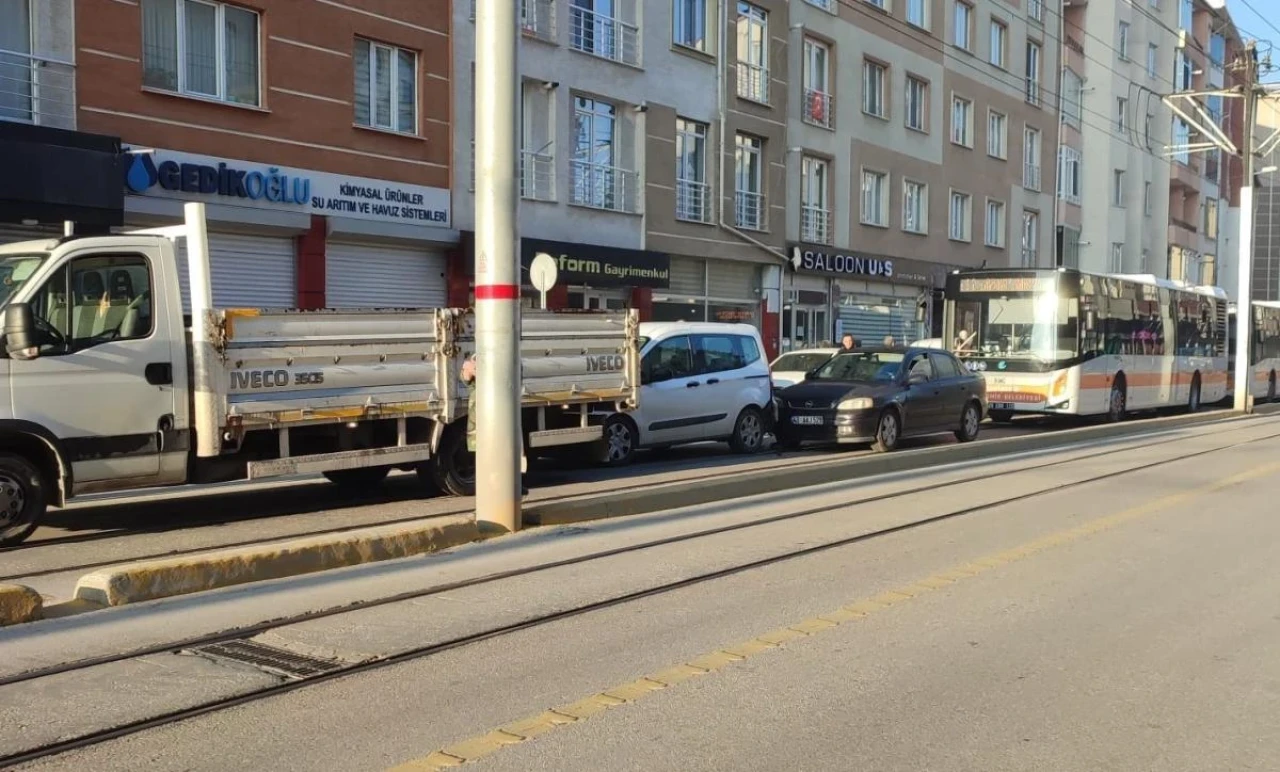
0;203;638;546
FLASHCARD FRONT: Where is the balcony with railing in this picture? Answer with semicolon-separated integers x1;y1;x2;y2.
1025;77;1041;107
800;205;830;244
676;178;712;223
569;6;639;66
802;88;833;129
470;0;556;43
736;62;769;105
570;159;639;213
735;189;766;231
0;49;76;130
468;143;557;202
1023;162;1041;191
1021;247;1038;267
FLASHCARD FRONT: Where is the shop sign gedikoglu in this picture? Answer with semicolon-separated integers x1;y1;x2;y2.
123;148;451;228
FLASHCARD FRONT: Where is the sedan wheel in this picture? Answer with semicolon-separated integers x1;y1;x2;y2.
955;402;981;443
871;409;900;453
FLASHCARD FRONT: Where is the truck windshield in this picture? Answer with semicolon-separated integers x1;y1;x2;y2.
0;254;47;308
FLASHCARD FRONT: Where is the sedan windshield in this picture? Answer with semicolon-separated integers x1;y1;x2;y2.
0;254;47;308
772;352;834;372
812;352;904;382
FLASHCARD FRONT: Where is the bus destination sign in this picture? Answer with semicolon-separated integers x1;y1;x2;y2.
958;277;1041;293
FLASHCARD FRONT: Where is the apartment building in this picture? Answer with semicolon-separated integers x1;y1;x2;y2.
1057;0;1241;286
453;0;790;355
781;0;1059;350
2;0;455;310
1238;92;1280;301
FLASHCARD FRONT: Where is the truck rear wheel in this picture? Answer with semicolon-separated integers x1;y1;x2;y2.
322;466;391;492
0;453;47;548
429;425;476;497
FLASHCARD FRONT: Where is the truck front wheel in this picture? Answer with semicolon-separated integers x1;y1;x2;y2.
322;466;391;492
0;453;47;548
428;425;476;497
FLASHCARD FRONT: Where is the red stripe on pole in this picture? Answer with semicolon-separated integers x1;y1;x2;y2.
475;284;521;300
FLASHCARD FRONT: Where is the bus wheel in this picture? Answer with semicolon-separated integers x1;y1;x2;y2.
1269;371;1277;402
1106;380;1127;423
1188;374;1202;413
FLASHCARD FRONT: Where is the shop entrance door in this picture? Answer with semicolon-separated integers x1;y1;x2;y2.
570;288;628;311
782;303;829;351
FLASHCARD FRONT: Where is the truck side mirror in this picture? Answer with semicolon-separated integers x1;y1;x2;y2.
4;303;38;360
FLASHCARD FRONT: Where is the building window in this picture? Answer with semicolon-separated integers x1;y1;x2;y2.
1147;44;1159;78
1058;146;1081;205
736;2;769;104
1144;181;1152;215
354;39;417;134
141;0;260;106
1023;126;1041;190
673;0;707;51
951;95;972;147
571;96;637;213
1172;117;1191;164
1118;22;1130;60
801;156;831;244
1141;248;1151;273
1021;210;1039;267
985;199;1006;247
907;0;928;29
987;110;1007;159
1110;243;1124;273
865;0;887;8
989;19;1007;68
954;1;972;50
1112;169;1126;207
570;0;640;66
675;118;710;223
903;179;927;234
735;133;765;230
1025;40;1042;105
1179;0;1193;31
802;38;832;129
804;0;836;10
1061;68;1082;128
861;169;889;227
1175;51;1193;91
1028;0;1043;23
905;76;928;132
863;59;887;118
1205;198;1220;239
1116;97;1128;133
950;190;972;242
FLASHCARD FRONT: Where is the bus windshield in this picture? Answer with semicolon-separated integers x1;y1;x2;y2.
950;291;1079;363
0;254;48;308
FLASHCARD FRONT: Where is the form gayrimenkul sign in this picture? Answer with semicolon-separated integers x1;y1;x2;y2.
123;148;451;228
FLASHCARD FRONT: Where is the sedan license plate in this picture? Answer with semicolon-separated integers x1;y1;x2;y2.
992;403;1015;411
791;415;824;426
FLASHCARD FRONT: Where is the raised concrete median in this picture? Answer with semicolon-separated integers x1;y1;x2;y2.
0;584;43;626
73;514;480;607
45;408;1262;614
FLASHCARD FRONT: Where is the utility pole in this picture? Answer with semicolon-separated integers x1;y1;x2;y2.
1233;41;1259;414
473;0;522;531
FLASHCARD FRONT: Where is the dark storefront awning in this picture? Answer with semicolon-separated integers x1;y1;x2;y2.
0;123;125;227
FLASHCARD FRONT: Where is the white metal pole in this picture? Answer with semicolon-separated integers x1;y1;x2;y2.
184;202;223;457
474;0;522;531
1234;44;1258;414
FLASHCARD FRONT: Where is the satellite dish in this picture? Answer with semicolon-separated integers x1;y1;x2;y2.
529;252;558;308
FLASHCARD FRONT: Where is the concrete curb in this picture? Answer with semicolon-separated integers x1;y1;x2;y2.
0;583;43;626
73;514;480;607
525;409;1248;526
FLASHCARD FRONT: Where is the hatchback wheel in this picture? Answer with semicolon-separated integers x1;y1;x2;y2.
871;409;900;453
955;402;981;443
600;415;637;466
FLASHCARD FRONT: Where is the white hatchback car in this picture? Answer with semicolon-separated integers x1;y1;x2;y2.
770;348;838;389
599;322;773;464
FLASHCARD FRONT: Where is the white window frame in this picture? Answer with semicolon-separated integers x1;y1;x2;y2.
1061;68;1082;128
984;198;1006;248
1021;210;1039;267
736;2;770;104
1023;125;1041;190
1113;169;1126;207
1147;43;1159;78
951;94;973;147
987;109;1007;159
903;179;928;235
801;155;831;244
1118;21;1130;61
1026;40;1042;105
989;19;1007;68
1028;0;1043;23
861;168;889;228
905;75;928;132
734;132;765;230
1144;181;1153;216
907;0;929;30
675;117;710;223
1116;97;1128;134
802;37;832;129
1110;243;1124;273
954;1;972;50
949;190;972;242
863;59;887;118
673;0;708;52
141;0;262;106
1057;146;1082;204
355;38;418;134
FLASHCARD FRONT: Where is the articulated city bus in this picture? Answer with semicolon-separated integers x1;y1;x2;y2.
1226;301;1280;402
942;268;1229;422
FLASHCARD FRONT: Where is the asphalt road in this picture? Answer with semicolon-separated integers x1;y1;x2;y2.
8;411;1280;771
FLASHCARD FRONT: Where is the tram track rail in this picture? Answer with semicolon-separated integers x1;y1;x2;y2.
3;416;1278;767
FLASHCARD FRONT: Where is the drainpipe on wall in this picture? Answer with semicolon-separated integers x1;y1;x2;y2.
1052;4;1066;270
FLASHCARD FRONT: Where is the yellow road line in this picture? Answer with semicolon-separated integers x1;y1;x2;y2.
388;460;1280;771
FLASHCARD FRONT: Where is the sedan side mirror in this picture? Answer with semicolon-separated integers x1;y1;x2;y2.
4;303;38;360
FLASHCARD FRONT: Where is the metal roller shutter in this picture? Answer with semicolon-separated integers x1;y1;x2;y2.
173;233;297;311
668;257;706;296
839;294;919;345
707;259;757;300
325;241;447;309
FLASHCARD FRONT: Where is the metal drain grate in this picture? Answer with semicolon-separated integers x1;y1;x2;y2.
187;639;345;680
